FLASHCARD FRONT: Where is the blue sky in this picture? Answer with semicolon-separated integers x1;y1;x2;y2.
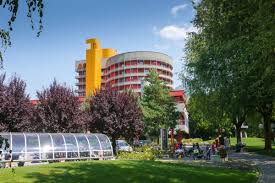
0;0;196;98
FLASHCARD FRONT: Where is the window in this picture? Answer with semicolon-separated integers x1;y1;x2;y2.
144;60;150;65
131;60;137;65
138;60;144;65
125;61;131;66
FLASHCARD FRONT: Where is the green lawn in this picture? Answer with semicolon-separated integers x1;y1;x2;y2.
230;137;275;157
0;160;257;183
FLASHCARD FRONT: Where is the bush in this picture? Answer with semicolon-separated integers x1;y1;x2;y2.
117;145;164;160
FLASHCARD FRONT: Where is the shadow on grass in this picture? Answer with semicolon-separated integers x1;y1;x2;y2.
10;161;257;183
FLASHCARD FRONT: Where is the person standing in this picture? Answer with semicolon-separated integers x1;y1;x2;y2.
0;151;3;168
6;150;12;168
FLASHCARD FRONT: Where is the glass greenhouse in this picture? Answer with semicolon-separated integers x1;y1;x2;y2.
0;133;113;162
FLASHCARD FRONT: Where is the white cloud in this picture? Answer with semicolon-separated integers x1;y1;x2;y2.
171;4;188;17
157;25;197;41
193;0;201;5
153;44;170;50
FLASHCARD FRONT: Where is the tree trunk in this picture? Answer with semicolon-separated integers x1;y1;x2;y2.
235;122;242;144
263;113;272;153
259;102;273;153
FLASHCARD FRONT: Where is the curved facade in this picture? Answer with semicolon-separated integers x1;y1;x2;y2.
0;133;113;162
102;51;173;93
75;39;174;96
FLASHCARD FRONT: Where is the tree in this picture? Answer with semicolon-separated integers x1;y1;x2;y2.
0;74;32;132
86;86;143;154
0;0;44;66
33;80;84;133
141;70;178;140
187;91;232;140
184;0;274;151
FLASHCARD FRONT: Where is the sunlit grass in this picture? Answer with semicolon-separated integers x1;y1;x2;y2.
0;160;257;183
230;137;275;157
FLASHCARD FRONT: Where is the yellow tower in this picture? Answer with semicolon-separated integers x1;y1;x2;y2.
85;38;117;96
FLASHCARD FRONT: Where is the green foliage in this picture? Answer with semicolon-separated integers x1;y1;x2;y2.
245;112;264;138
117;145;165;160
183;0;275;149
141;70;178;138
117;146;156;160
187;91;232;140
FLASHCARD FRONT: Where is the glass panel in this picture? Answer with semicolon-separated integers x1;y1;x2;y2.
87;134;101;150
39;134;53;159
26;134;39;153
11;134;25;161
25;134;40;161
12;134;25;153
75;135;90;158
51;134;66;152
51;134;66;159
96;134;112;150
63;134;78;158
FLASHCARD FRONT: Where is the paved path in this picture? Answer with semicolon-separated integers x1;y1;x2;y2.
229;152;275;183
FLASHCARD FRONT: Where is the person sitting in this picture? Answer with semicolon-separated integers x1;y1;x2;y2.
205;144;211;160
211;142;216;155
175;143;184;159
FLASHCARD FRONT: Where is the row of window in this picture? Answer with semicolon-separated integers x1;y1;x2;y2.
112;84;141;91
104;60;172;73
102;68;172;80
108;76;173;85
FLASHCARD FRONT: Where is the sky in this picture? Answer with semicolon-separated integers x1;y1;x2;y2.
0;0;196;98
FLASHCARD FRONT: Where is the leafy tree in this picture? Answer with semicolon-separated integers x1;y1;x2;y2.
86;86;143;154
0;74;32;132
184;0;274;151
33;80;84;133
141;70;178;140
188;91;232;140
0;0;44;66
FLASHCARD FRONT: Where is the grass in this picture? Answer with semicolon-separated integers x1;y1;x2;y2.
0;160;257;183
230;137;275;157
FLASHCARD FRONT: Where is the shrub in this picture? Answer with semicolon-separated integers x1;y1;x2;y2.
117;145;164;160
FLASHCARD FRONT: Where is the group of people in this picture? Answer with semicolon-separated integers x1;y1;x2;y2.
0;150;13;168
174;135;230;161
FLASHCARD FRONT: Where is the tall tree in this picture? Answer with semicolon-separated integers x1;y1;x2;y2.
34;80;84;133
0;74;32;132
141;70;178;140
86;86;143;154
188;91;232;140
0;0;44;66
184;0;274;151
